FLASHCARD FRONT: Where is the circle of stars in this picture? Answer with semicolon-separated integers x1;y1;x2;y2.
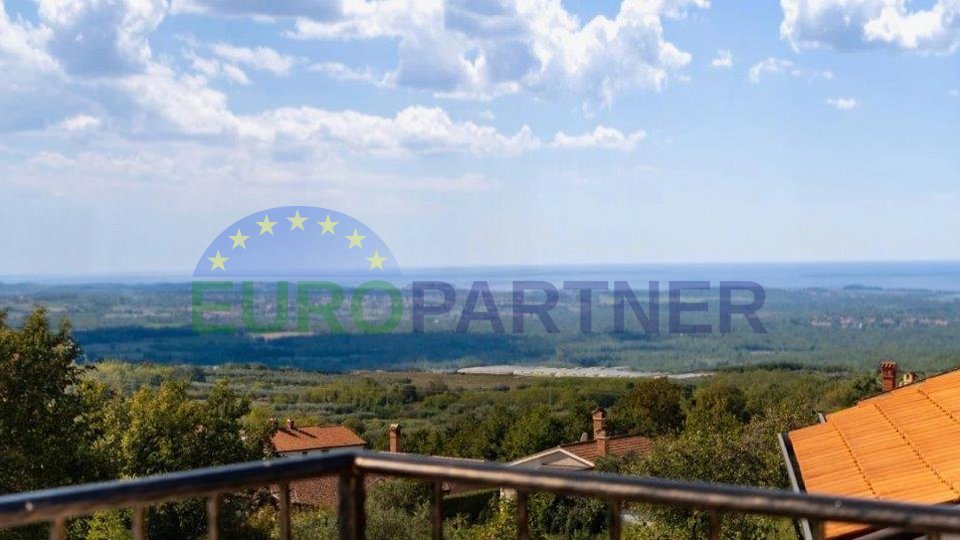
207;210;389;272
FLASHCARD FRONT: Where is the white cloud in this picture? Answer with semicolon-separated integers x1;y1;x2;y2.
748;57;801;83
240;105;542;157
780;0;960;54
38;0;168;74
0;2;59;88
826;97;858;110
551;126;647;151
184;50;251;84
711;49;733;68
174;0;341;20
289;0;708;104
120;63;237;136
310;62;386;86
58;114;101;131
211;43;295;76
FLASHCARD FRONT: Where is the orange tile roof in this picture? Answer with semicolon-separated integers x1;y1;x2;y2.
787;368;960;539
561;435;652;463
272;425;366;453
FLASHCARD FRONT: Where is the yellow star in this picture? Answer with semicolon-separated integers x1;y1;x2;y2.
287;210;308;231
345;229;366;249
207;250;229;271
317;215;338;235
228;228;250;249
366;250;387;271
256;214;277;235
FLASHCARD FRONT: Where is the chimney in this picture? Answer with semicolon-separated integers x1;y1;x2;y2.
389;424;401;453
286;418;295;430
881;361;898;392
591;407;607;440
596;428;610;457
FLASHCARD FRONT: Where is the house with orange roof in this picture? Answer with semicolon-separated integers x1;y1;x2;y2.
272;419;367;457
271;419;369;507
780;361;960;540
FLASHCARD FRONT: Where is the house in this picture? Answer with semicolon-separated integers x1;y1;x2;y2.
272;418;366;457
780;362;960;540
270;419;369;507
509;407;652;471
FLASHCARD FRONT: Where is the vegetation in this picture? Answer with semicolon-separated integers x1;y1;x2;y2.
3;283;960;373
0;306;899;538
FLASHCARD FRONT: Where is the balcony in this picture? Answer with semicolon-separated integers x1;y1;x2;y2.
2;449;960;540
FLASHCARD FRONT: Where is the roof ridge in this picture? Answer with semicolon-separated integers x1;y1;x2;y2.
560;434;649;447
825;420;878;499
869;401;959;499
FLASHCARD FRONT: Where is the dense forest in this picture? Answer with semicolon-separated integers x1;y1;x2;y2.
1;282;959;373
0;307;893;539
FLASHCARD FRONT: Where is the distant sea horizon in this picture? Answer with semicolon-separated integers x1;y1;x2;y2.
4;260;960;291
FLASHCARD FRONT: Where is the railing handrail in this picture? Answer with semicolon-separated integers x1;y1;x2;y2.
3;449;960;535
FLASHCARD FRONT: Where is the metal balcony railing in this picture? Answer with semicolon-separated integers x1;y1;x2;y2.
1;449;960;540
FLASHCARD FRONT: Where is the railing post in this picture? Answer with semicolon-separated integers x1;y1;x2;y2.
278;482;291;540
49;517;66;540
707;511;722;540
431;481;444;540
516;491;529;540
338;472;366;540
132;505;147;540
608;499;622;540
810;520;826;540
207;494;220;540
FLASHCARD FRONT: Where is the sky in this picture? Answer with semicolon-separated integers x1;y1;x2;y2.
0;0;958;276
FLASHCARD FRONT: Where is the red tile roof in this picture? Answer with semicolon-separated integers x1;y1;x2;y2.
283;475;385;508
272;425;366;453
787;368;960;539
561;435;652;463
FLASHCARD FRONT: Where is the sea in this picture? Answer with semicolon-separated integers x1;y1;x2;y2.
5;261;960;291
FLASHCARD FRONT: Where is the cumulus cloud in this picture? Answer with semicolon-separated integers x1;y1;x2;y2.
38;0;168;75
711;49;733;68
747;57;833;83
551;126;647;151
211;43;295;76
310;62;387;86
239;106;541;157
58;114;102;131
748;57;801;83
0;2;59;88
780;0;960;54
289;0;708;104
826;97;858;110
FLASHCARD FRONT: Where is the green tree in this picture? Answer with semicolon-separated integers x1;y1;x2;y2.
117;380;268;539
610;378;686;436
0;309;91;493
501;404;564;460
685;380;749;430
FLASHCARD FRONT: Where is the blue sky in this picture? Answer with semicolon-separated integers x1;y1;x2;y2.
0;0;958;276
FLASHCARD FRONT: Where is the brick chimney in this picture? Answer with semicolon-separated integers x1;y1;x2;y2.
389;424;401;453
592;407;609;457
596;428;610;457
881;361;898;392
286;418;295;430
592;407;607;439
